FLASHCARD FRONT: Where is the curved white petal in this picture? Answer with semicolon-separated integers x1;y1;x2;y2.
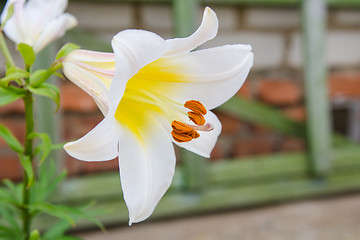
175;111;221;158
33;13;77;52
67;49;115;63
2;0;28;44
165;7;218;56
155;44;253;110
110;30;167;106
118;114;176;225
62;61;110;115
24;0;67;31
64;115;119;161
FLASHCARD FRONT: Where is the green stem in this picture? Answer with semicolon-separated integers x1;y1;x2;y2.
22;91;34;239
0;32;15;67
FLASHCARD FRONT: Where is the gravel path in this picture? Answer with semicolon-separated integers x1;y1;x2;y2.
77;194;360;240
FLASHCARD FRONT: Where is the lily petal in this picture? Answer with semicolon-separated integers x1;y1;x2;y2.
2;0;28;44
24;0;67;30
33;13;77;52
175;111;221;158
110;30;167;106
164;44;254;110
62;60;110;115
165;7;218;56
64;115;119;161
118;114;176;225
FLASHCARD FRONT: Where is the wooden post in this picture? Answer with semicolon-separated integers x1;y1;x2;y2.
173;0;198;37
302;0;332;176
34;46;62;164
172;0;207;191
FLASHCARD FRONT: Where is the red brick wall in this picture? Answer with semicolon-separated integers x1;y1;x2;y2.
1;4;360;179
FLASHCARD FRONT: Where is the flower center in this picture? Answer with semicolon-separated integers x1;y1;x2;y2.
171;100;213;143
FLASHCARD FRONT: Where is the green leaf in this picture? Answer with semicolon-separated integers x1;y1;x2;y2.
29;132;52;165
29;69;48;86
0;206;21;234
0;123;24;153
0;86;25;106
29;229;41;240
2;180;22;204
29;203;75;226
0;186;19;206
42;220;73;239
0;3;14;29
17;43;36;67
55;43;80;60
19;155;34;188
28;83;60;111
1;67;29;85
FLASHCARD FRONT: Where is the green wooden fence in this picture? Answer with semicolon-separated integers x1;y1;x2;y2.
33;0;360;229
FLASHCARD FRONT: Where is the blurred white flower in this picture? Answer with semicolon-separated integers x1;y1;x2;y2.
63;7;253;225
1;0;77;52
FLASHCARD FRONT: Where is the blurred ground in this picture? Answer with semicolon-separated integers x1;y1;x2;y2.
77;193;360;240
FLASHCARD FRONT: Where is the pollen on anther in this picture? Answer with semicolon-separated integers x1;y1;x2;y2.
188;111;205;125
184;100;207;115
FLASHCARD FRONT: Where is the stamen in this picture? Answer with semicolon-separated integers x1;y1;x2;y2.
184;100;207;115
189;123;214;132
188;111;205;125
171;120;194;133
171;130;193;143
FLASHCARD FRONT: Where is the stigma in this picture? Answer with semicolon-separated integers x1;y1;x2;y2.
171;100;213;143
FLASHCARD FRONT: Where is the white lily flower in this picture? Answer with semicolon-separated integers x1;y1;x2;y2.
1;0;77;53
63;7;253;225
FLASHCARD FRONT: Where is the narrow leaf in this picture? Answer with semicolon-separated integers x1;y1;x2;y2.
29;203;75;226
19;155;34;188
17;43;36;67
0;206;21;233
0;123;24;153
29;132;52;165
28;83;60;111
0;87;24;106
56;43;80;60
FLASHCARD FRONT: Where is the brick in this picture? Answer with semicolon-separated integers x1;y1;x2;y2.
232;136;273;157
329;72;360;99
216;112;242;134
67;2;133;31
258;79;302;106
0;118;26;147
84;159;118;174
63;113;103;141
60;83;98;112
333;9;360;27
279;137;305;152
140;4;173;32
0;99;24;115
289;31;360;67
0;151;23;180
210;143;225;161
245;8;300;29
202;32;285;69
282;106;306;122
237;81;252;99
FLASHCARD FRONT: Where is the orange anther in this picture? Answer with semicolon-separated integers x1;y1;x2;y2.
190;131;200;139
188;111;205;125
184;100;207;115
171;130;193;143
171;120;193;133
